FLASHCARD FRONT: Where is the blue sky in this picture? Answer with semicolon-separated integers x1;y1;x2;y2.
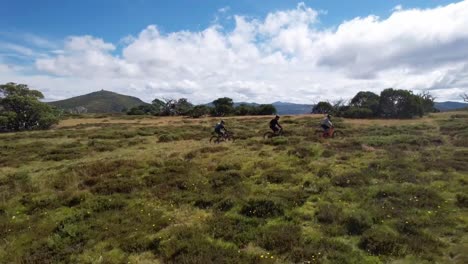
1;0;457;42
0;0;467;102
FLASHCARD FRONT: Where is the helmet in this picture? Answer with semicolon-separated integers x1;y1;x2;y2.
220;120;225;124
275;115;280;119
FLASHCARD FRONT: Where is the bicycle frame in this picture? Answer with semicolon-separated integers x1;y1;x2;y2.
323;127;334;138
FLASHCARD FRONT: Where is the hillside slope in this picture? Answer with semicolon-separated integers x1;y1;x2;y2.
49;90;148;113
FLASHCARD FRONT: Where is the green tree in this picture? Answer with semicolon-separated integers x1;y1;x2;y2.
312;101;334;114
174;98;193;115
235;103;256;116
212;97;234;116
256;104;277;115
188;105;212;118
379;88;423;118
350;91;380;115
152;98;165;114
127;104;158;115
342;107;374;118
419;91;436;114
0;82;60;132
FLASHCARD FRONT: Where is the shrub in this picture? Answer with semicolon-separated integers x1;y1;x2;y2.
344;210;373;235
258;223;302;253
332;171;370;187
207;214;259;246
159;134;180;142
193;199;214;209
198;146;228;153
262;169;293;184
343;107;374;118
214;198;235;212
317;167;334;178
215;162;241;171
456;193;468;208
359;226;402;256
160;226;252;263
288;145;320;159
240;199;284;218
315;202;342;224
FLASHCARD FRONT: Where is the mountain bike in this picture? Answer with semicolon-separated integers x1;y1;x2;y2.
210;131;235;144
314;127;344;139
263;129;284;139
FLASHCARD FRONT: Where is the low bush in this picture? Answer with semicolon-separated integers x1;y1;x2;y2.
160;226;252;264
262;168;293;184
207;214;259;246
359;225;403;256
456;193;468;208
344;210;373;235
315;202;343;224
159;134;180;142
332;171;370;187
240;199;284;218
258;223;302;253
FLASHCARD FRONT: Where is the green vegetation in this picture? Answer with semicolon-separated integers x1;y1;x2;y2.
128;96;277;118
0;112;467;263
313;88;437;119
49;90;147;113
0;82;60;132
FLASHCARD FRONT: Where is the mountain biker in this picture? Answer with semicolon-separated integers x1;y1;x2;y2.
214;120;226;137
269;115;283;134
320;114;333;134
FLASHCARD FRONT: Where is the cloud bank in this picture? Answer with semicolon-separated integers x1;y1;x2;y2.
1;1;468;103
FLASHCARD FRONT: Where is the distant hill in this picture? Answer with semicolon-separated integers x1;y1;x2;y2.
272;102;313;115
205;101;312;115
434;101;468;111
49;90;148;113
205;101;313;115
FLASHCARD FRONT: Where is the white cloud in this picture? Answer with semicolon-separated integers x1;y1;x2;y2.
0;42;35;56
1;1;468;103
392;5;403;12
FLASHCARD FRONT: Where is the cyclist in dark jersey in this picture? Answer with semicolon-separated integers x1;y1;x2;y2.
269;115;282;134
214;120;226;136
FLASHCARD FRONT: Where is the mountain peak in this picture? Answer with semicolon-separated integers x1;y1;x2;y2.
49;90;148;113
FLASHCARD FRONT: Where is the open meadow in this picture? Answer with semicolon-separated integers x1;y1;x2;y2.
1;112;467;263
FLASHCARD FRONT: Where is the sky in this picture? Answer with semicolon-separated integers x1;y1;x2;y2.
1;0;467;103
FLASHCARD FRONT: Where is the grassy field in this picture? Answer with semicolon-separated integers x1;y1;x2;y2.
0;112;467;263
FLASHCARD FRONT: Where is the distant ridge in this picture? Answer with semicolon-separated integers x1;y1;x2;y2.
49;90;148;113
434;101;468;111
272;102;313;115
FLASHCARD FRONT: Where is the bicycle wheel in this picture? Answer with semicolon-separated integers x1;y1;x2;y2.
263;132;274;139
332;130;345;138
226;135;235;142
209;136;220;144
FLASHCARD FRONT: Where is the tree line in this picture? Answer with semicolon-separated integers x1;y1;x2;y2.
312;88;439;118
127;97;277;118
1;82;466;133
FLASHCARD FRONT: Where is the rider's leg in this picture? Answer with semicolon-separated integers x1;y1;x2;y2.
321;125;330;137
271;126;279;134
